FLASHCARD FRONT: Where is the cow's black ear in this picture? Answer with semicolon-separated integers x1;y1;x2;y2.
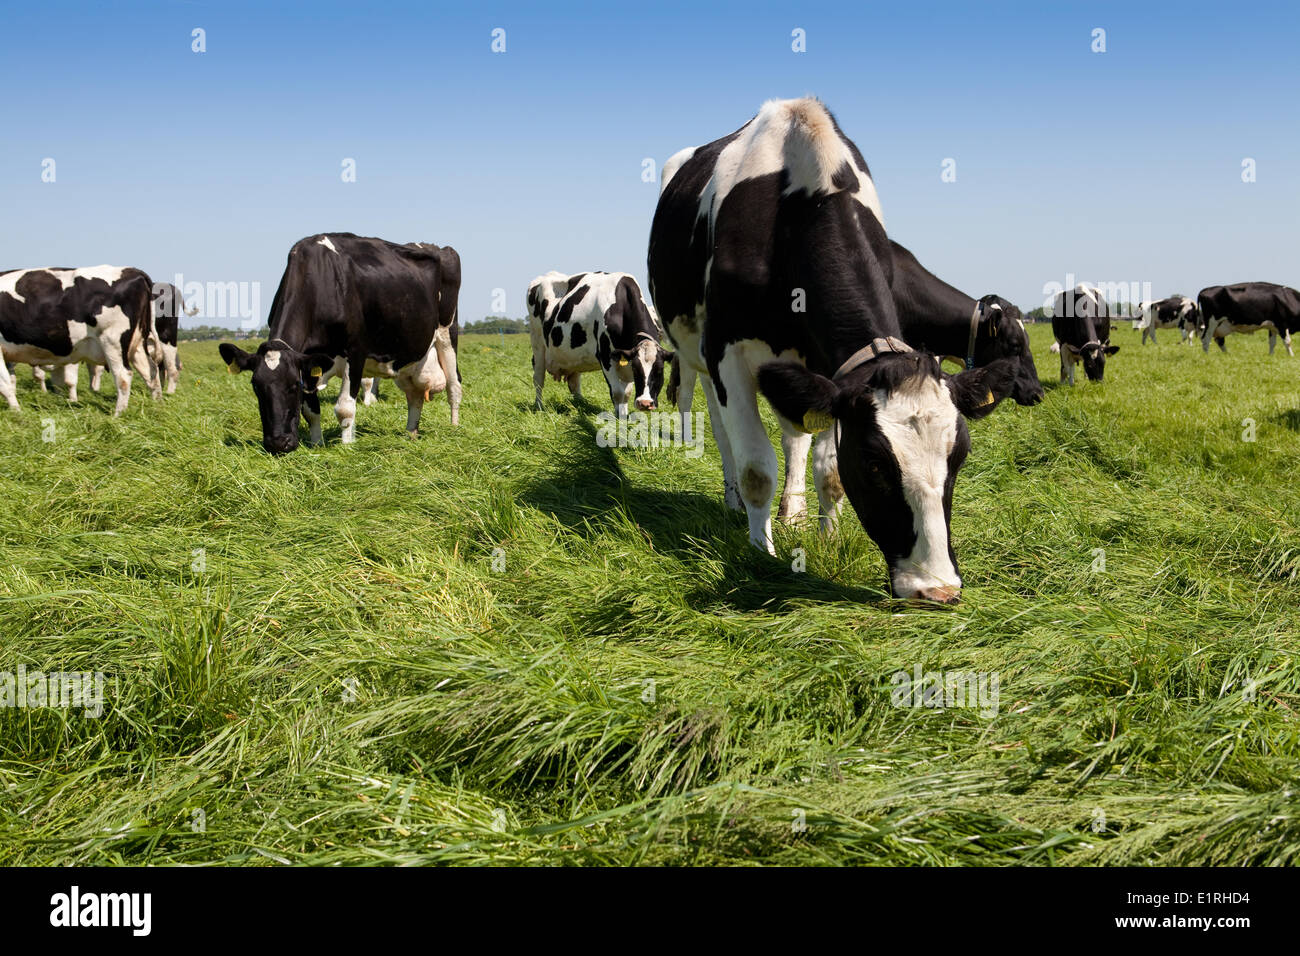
661;350;675;364
301;352;334;380
219;343;256;374
1104;345;1120;355
757;360;841;433
949;357;1018;420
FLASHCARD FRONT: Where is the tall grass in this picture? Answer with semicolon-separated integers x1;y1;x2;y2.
0;326;1297;865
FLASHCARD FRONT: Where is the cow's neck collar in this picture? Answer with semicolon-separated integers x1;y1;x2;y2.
266;337;295;352
832;336;913;381
966;303;982;370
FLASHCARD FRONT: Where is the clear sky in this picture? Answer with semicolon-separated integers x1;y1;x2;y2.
2;0;1296;326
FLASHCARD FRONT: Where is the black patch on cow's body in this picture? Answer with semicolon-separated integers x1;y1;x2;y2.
554;283;590;325
569;323;587;349
550;325;563;347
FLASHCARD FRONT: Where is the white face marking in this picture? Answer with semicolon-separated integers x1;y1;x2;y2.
264;350;282;370
317;237;338;254
871;375;962;594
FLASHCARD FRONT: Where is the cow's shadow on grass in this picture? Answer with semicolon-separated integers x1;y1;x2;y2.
517;415;888;611
1274;409;1300;432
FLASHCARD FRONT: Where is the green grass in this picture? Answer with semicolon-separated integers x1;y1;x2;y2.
1;325;1298;865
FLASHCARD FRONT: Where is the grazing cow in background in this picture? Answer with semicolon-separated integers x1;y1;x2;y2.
668;238;1044;424
648;97;1017;603
0;266;160;414
152;282;196;392
1052;285;1118;383
1135;296;1200;346
528;271;672;417
219;233;461;453
1197;283;1300;355
888;240;1042;405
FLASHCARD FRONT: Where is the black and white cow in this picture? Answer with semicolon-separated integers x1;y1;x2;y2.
219;233;461;454
527;271;672;416
1134;296;1199;346
1197;283;1300;355
647;97;1017;603
668;239;1044;423
1052;285;1118;383
888;240;1042;405
151;282;195;392
0;266;160;414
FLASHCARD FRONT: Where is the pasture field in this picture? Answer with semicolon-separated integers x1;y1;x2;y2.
1;325;1298;866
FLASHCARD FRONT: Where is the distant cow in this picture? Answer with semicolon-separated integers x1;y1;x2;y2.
152;282;195;392
1052;285;1118;383
1197;283;1300;355
647;97;1016;602
1135;296;1200;346
528;271;672;416
0;266;160;414
220;233;462;453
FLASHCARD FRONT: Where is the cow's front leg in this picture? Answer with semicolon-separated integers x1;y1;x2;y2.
1059;349;1070;384
89;364;104;392
98;341;134;415
714;350;778;553
1269;331;1277;355
432;326;460;426
700;375;741;512
566;372;582;401
63;363;79;403
361;377;376;405
0;361;18;410
335;358;360;443
302;388;323;446
33;365;48;392
1216;337;1227;353
403;389;425;438
529;322;547;411
604;366;630;419
675;362;698;440
812;428;844;533
778;419;811;523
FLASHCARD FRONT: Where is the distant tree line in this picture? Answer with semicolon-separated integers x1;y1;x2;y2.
178;325;269;341
464;317;529;334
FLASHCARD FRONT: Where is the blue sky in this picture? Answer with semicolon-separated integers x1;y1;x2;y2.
1;0;1296;326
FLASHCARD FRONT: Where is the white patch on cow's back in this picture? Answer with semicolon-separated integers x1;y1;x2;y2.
318;236;338;254
871;375;962;593
660;146;697;194
55;265;126;289
0;270;31;303
264;350;282;370
702;97;884;232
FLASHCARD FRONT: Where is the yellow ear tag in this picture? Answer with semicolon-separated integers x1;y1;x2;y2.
979;389;995;407
617;358;629;367
226;361;239;374
311;367;323;378
802;409;834;433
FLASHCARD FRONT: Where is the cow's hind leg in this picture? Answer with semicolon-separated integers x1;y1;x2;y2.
566;372;582;401
162;345;180;393
361;377;376;405
128;340;162;401
63;363;79;403
89;364;103;392
530;322;547;411
0;361;18;410
32;365;48;392
777;419;811;523
432;325;460;426
674;362;698;441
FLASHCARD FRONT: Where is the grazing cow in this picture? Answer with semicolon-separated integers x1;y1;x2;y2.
152;282;195;392
219;233;462;453
1197;283;1300;355
647;97;1017;602
1052;285;1118;383
888;240;1042;405
528;271;672;416
0;266;160;414
1135;296;1200;345
668;240;1045;418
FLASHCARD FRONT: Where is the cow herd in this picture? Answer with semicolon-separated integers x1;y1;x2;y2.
3;97;1297;602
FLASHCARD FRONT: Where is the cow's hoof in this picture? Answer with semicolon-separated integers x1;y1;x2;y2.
406;428;419;439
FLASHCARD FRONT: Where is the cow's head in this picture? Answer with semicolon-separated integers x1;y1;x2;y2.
614;335;674;411
1064;341;1118;381
219;341;333;454
758;350;1018;603
970;297;1043;406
